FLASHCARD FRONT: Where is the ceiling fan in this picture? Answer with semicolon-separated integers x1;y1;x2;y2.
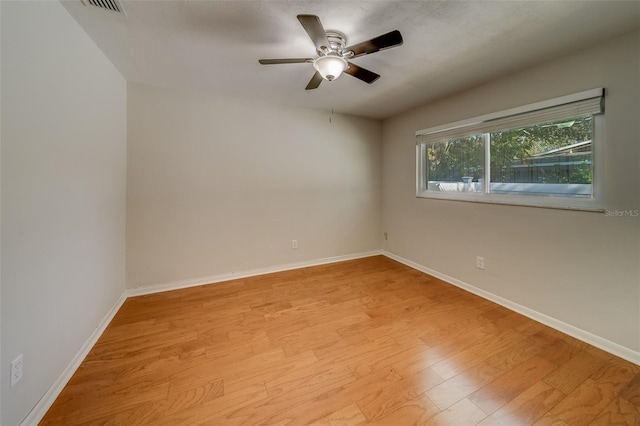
259;15;403;90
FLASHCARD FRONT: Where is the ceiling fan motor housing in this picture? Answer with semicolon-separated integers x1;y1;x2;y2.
323;31;347;55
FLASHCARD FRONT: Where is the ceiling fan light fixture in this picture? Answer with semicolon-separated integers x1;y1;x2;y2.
313;54;348;81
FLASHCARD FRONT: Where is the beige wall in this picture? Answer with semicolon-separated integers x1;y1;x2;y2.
0;2;127;424
382;31;640;355
127;83;382;289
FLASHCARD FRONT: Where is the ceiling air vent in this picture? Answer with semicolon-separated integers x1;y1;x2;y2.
81;0;126;16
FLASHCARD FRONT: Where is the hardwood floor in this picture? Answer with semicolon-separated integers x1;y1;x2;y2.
41;256;640;425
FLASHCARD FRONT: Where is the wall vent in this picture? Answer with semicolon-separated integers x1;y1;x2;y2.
81;0;126;16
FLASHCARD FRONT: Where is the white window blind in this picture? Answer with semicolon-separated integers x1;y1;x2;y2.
417;89;604;145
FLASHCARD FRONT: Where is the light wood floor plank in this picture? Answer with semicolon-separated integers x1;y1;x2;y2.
309;403;367;426
469;355;558;415
476;381;565;426
41;256;640;425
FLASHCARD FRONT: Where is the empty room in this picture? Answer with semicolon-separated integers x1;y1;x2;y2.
1;0;639;425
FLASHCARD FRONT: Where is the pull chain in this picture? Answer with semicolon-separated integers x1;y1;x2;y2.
328;82;334;123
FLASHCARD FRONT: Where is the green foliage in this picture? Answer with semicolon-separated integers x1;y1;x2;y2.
428;135;483;182
491;115;592;184
427;115;593;184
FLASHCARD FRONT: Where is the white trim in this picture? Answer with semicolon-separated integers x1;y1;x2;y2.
20;293;128;426
125;250;383;297
382;251;640;366
416;88;604;136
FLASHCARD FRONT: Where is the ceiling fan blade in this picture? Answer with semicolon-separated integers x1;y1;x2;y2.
345;30;403;58
259;58;313;65
297;14;330;52
305;71;323;90
344;62;380;84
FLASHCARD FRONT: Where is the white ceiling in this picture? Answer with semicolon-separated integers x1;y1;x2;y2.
61;0;640;120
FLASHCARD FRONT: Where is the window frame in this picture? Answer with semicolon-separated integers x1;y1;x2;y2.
415;89;605;211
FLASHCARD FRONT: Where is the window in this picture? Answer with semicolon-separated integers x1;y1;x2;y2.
416;89;604;210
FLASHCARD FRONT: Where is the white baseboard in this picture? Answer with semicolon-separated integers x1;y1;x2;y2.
383;250;640;366
125;250;383;297
20;293;128;426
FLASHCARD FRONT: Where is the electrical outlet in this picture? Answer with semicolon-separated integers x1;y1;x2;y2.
291;240;298;249
384;232;388;240
476;256;485;270
10;354;23;388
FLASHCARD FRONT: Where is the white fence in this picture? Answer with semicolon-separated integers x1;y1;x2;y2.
428;181;591;197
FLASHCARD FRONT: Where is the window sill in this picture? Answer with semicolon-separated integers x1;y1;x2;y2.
416;189;605;212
